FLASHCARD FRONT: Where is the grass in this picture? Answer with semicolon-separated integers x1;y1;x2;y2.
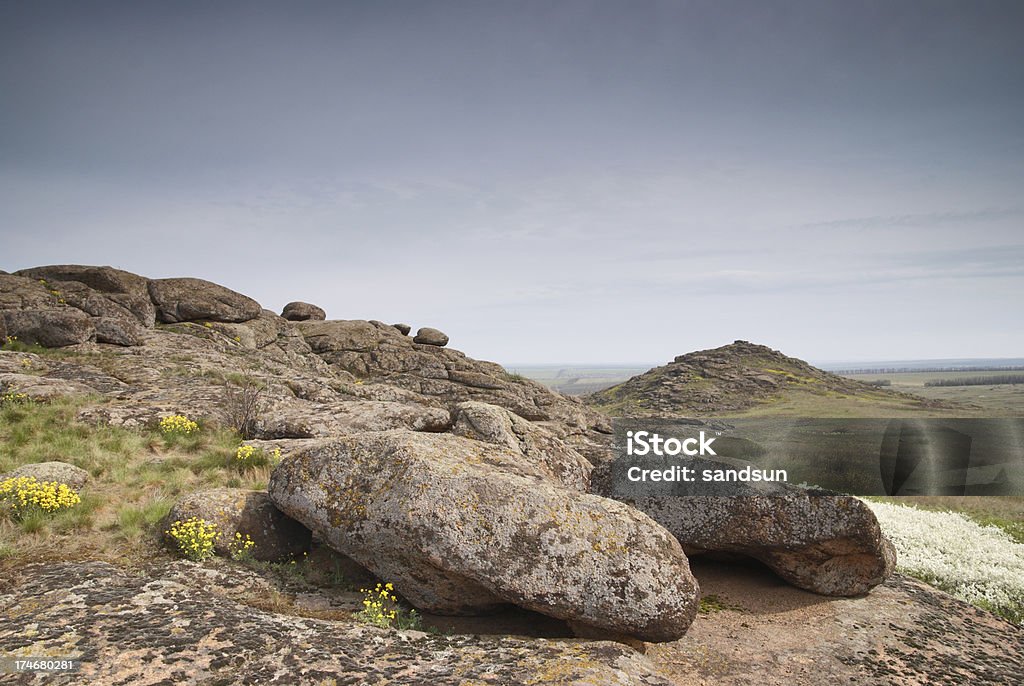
841;370;1024;417
0;397;270;570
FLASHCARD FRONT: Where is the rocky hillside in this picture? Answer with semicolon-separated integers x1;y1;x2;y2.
587;340;948;417
1;266;1017;685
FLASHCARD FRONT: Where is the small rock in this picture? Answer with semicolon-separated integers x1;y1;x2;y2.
3;461;90;491
392;323;411;335
281;301;326;321
164;489;311;562
413;327;448;347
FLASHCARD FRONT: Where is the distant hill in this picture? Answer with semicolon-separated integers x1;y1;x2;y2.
586;340;954;417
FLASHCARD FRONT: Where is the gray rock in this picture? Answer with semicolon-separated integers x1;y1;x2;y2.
1;308;95;347
292;318;610;441
17;264;148;297
164;489;311;562
3;461;89;491
0;273;59;311
281;301;326;321
0;561;674;685
392;322;411;335
16;264;156;326
148;277;262;323
93;316;147;346
451;401;592;491
205;310;287;349
625;493;896;596
414;326;449;347
269;430;700;642
295;319;387;353
256;400;451;438
0;372;99;401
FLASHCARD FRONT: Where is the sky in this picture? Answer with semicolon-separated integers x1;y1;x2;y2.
1;1;1022;365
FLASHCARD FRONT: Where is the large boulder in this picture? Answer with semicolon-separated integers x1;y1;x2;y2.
1;308;95;347
148;277;262;324
16;265;156;326
17;264;148;297
414;326;449;347
269;430;699;642
2;461;89;491
451;401;592;491
280;301;326;321
164;489;311;562
624;492;896;596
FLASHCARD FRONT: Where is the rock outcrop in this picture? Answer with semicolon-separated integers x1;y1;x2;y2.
0;264;916;661
0;561;675;686
92;315;146;346
269;430;700;641
16;264;156;326
291;318;610;451
588;340;943;416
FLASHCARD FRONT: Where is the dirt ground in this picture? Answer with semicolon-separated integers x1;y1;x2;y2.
648;558;1023;685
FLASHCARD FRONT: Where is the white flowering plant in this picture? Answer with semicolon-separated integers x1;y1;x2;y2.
864;500;1024;624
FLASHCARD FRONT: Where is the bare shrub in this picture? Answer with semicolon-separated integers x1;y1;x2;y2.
223;376;267;439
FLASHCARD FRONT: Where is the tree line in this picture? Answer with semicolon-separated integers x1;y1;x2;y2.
924;375;1024;387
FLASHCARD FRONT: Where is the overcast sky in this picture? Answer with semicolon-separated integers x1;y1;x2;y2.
2;1;1022;365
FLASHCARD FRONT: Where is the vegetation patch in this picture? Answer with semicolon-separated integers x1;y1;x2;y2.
358;581;422;630
864;500;1024;624
0;398;271;569
166;516;218;561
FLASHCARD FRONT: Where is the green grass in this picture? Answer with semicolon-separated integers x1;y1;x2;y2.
842;370;1024;417
0;397;270;568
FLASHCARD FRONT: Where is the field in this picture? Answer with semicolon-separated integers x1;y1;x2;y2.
840;370;1024;416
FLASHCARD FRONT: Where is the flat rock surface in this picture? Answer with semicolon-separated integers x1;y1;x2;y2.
648;558;1024;685
0;561;673;686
